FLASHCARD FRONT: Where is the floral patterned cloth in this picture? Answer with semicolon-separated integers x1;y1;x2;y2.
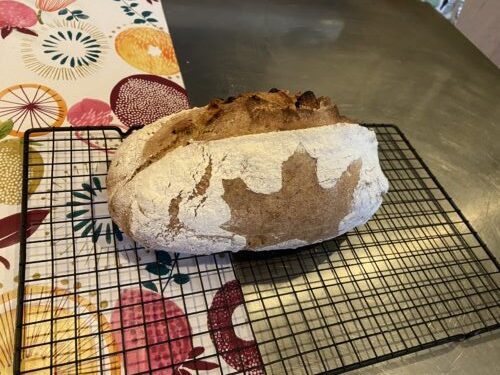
0;1;261;373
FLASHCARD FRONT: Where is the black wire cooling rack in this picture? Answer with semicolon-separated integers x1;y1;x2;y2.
14;125;500;375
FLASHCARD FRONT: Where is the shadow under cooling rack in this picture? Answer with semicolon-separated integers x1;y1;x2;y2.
15;124;500;375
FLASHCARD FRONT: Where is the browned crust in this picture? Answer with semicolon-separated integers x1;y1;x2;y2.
139;89;349;173
108;89;352;246
167;193;183;233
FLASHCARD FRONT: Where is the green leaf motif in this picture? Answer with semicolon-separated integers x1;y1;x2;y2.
66;201;84;206
0;119;14;140
173;273;190;285
142;281;158;292
66;209;88;219
66;16;74;21
58;8;68;15
155;250;172;266
126;12;134;16
82;183;96;196
147;18;158;22
77;14;89;19
72;10;83;14
93;177;102;192
92;222;103;243
74;219;90;231
72;191;91;200
81;221;94;237
141;11;152;17
112;222;123;241
130;2;139;7
145;263;169;276
105;223;112;244
134;18;146;24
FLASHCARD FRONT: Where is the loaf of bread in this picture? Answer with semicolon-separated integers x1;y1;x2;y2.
107;90;389;254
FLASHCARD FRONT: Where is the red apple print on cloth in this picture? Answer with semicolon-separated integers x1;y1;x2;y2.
0;1;38;39
111;288;194;374
67;98;114;126
110;74;189;127
208;280;264;374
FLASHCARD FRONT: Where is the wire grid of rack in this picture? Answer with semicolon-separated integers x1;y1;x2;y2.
15;125;500;375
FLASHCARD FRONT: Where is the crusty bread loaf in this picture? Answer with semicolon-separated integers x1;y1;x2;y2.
107;90;389;254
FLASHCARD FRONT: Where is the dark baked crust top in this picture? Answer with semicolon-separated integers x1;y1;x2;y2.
141;89;350;164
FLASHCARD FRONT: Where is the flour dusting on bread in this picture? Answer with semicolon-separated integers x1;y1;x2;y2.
107;89;389;254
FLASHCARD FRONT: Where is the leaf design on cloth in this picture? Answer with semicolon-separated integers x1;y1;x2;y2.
15;27;38;36
221;148;362;249
177;344;219;373
172;273;190;285
68;177;123;245
141;280;158;293
182;359;219;370
0;256;9;269
117;1;158;25
145;262;170;276
0;119;13;140
155;250;172;265
58;8;90;21
0;209;49;249
187;347;204;359
143;251;191;293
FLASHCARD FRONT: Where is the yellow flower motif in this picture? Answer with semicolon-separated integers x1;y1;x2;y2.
0;285;121;374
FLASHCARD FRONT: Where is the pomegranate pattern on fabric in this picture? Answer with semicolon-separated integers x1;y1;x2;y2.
112;288;194;374
208;280;265;374
0;1;262;374
0;1;38;38
67;98;113;126
110;74;189;127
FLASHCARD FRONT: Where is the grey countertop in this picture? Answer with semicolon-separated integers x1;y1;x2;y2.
163;0;499;373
